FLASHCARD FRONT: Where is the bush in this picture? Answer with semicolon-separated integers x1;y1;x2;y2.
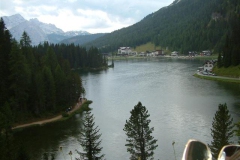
62;112;69;117
85;100;93;104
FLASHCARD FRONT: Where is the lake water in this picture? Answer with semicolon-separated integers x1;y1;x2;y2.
14;58;240;160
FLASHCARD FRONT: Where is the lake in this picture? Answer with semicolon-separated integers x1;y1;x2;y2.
14;58;240;160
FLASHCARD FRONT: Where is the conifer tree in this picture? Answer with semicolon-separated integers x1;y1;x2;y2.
42;66;56;111
0;102;15;160
54;64;66;108
235;122;240;144
20;31;31;48
123;102;158;160
9;41;31;114
0;18;12;107
209;103;234;159
217;53;223;68
76;110;104;160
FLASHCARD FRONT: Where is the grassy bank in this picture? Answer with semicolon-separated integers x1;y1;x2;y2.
193;74;240;84
213;65;240;78
134;42;162;53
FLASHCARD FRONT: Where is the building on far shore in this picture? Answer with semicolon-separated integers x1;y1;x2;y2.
156;49;164;56
118;47;137;56
203;60;217;71
171;51;179;56
201;50;212;56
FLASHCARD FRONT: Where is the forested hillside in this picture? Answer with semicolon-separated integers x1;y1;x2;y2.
218;0;240;67
84;0;239;54
60;33;106;45
0;18;107;123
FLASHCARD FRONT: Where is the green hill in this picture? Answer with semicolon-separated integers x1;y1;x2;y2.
83;0;239;54
60;33;106;45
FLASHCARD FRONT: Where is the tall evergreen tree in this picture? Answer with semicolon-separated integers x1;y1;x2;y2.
235;122;240;144
0;18;12;107
0;102;15;160
217;52;223;68
20;31;31;48
222;35;232;68
31;70;46;114
54;64;66;108
8;41;31;115
76;110;104;160
43;47;59;75
42;66;56;112
209;103;234;159
123;102;158;160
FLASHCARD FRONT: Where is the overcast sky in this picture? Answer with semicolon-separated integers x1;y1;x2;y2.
0;0;173;33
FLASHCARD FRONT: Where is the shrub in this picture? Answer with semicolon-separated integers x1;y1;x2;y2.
62;112;69;117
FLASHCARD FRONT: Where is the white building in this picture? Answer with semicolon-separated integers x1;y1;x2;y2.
171;51;179;56
118;47;132;55
202;50;211;56
203;62;213;71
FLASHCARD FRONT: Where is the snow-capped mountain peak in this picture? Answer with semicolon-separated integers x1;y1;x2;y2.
2;14;26;29
29;18;64;35
1;14;90;45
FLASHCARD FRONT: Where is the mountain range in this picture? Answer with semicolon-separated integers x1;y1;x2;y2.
1;14;90;45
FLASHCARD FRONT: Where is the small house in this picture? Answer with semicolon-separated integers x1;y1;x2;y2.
203;61;213;72
118;47;132;55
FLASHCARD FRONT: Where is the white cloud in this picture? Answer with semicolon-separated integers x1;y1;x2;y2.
67;0;77;2
13;0;23;5
1;0;173;33
37;8;134;33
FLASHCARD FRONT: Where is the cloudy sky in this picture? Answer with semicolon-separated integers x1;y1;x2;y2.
0;0;173;33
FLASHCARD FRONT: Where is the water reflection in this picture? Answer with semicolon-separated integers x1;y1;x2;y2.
13;114;83;160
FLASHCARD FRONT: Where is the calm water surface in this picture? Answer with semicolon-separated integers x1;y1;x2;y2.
14;58;240;160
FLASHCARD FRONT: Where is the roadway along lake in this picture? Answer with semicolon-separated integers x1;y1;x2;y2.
14;58;240;160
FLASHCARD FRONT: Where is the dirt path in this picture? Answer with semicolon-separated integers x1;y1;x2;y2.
12;99;85;130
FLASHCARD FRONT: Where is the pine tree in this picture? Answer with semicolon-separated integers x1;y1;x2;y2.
209;103;234;159
0;102;15;160
33;71;45;114
76;110;104;160
20;31;31;48
8;41;31;114
222;35;232;68
0;18;12;107
235;122;240;144
54;64;66;109
217;52;223;68
42;66;56;111
123;102;158;160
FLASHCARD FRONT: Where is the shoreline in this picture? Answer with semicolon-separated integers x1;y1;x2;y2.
107;55;217;60
12;99;86;130
194;72;240;83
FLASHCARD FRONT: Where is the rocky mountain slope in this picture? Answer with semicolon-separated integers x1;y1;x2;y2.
1;14;90;45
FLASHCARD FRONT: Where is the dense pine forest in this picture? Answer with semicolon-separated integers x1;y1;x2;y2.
217;4;240;67
83;0;240;59
0;18;107;123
